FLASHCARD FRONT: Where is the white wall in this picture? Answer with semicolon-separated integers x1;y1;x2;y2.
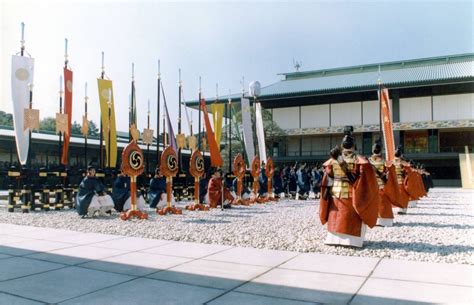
400;96;432;122
272;107;299;129
433;93;474;121
331;102;362;126
301;104;330;128
362;100;379;124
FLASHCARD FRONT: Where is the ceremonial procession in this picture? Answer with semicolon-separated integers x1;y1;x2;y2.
0;1;473;304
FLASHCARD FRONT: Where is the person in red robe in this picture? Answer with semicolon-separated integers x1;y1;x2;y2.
319;126;379;248
393;146;413;214
207;168;234;209
368;142;400;227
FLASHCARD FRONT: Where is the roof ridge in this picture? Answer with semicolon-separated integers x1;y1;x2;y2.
281;53;474;80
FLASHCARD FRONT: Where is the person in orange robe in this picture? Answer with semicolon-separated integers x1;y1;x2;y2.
207;168;234;209
319;126;379;248
393;146;412;214
368;142;400;227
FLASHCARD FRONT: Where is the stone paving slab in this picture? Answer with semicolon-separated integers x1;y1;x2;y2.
0;292;44;305
0;266;133;304
141;241;232;259
0;224;472;305
25;245;129;265
149;259;270;290
372;258;474;287
279;252;380;277
79;251;192;276
206;291;320;305
203;246;298;267
58;277;224;305
351;278;474;305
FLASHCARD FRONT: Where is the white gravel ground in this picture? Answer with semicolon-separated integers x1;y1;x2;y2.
0;187;473;265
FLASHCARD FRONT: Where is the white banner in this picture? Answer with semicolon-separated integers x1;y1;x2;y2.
255;102;267;161
11;55;35;165
241;98;255;165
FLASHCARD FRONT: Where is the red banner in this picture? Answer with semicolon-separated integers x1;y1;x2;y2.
200;99;223;167
380;88;395;161
61;68;73;165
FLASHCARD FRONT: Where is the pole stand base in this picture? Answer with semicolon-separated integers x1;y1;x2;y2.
120;210;149;221
185;203;209;211
157;206;182;215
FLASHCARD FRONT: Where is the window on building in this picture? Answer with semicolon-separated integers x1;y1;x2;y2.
439;130;474;153
404;130;428;153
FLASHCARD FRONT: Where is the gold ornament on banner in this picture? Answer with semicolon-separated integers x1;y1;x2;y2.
56;113;68;135
23;108;39;131
201;137;207;151
142;128;154;145
176;133;186;149
187;135;197;151
81;116;89;137
130;123;140;142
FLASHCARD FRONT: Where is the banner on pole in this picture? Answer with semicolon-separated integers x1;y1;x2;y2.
11;55;35;165
97;79;118;168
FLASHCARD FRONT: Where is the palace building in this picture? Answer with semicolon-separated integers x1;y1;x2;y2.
189;53;474;186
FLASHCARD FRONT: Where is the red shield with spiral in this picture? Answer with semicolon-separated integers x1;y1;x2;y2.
189;150;205;178
233;153;245;179
251;156;260;178
266;157;274;179
121;141;144;177
160;146;179;177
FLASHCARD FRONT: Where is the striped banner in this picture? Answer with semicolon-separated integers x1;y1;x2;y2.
211;103;225;152
241;98;255;165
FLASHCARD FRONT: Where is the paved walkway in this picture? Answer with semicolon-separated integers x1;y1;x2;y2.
0;223;472;305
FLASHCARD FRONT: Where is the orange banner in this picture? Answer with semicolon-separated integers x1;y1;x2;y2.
380;88;395;161
200;99;223;167
61;68;73;165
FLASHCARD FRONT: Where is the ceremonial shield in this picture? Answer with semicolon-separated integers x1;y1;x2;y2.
233;153;245;179
251;156;260;178
190;150;205;178
160;146;179;177
265;157;274;179
120;141;147;220
121;141;144;177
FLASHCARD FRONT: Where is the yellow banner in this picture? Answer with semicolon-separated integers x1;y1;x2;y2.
97;79;117;168
211;103;225;152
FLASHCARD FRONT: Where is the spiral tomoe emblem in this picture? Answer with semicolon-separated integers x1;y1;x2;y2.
129;150;143;170
167;154;178;172
195;156;204;173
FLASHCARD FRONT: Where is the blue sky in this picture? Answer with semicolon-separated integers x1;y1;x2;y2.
1;0;472;134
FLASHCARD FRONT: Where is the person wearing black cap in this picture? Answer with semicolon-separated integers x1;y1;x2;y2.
76;165;114;217
112;169;147;212
368;142;395;227
319;126;379;247
207;167;234;208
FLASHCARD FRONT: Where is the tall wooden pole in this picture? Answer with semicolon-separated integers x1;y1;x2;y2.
198;76;202;151
147;99;150;175
178;69;182;171
156;60;161;164
58;75;63;164
99;52;105;169
84;83;88;167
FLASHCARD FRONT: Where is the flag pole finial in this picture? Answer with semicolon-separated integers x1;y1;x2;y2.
132;62;135;81
158;60;161;79
101;52;105;78
64;38;68;66
20;22;25;55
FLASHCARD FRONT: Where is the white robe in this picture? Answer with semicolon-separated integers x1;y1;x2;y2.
325;223;367;248
88;194;114;216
